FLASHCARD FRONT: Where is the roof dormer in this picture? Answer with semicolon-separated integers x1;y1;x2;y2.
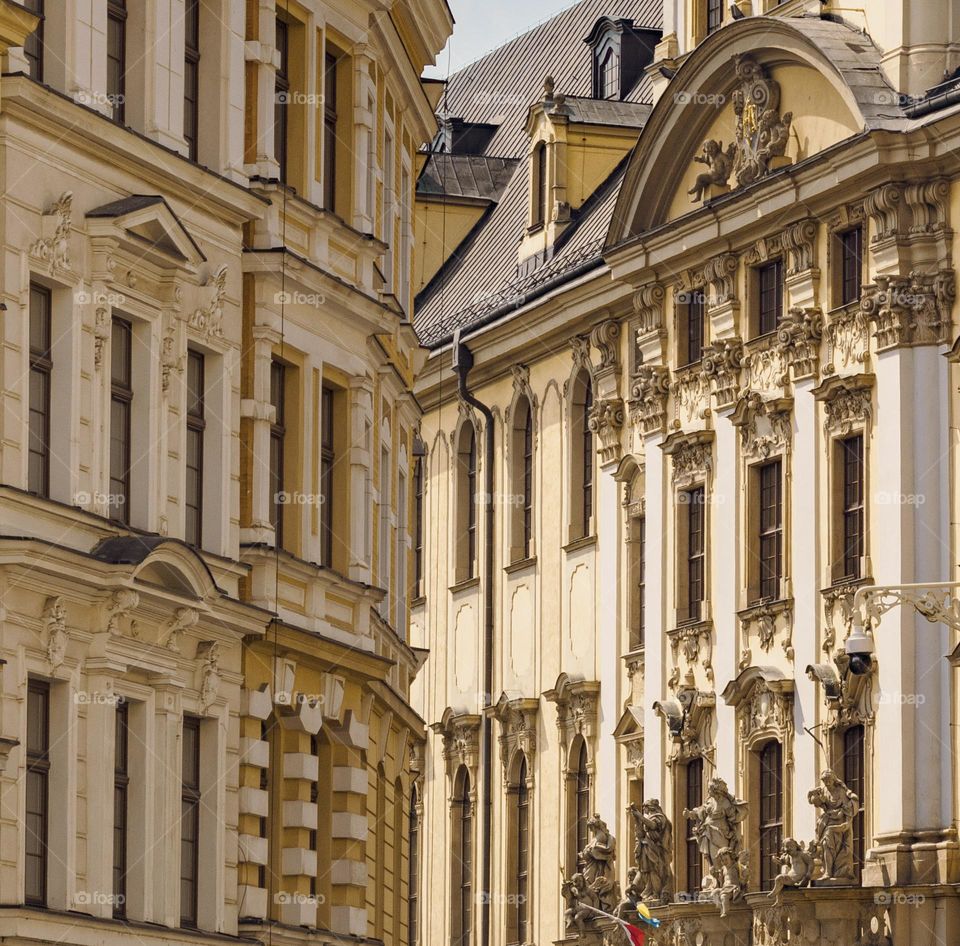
584;17;661;101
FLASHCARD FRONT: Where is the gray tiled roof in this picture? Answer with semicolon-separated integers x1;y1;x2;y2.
418;154;519;201
414;0;663;348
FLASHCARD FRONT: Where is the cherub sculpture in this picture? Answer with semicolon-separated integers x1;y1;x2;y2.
768;838;816;898
701;846;748;917
689;139;736;202
562;871;598;934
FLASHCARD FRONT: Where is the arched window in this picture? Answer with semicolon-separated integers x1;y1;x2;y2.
414;456;424;598
570;372;594;541
510;396;534;562
574;741;590;870
532;143;548;226
759;741;784;891
456;424;478;582
452;767;473;946
842;725;865;876
409;787;420;946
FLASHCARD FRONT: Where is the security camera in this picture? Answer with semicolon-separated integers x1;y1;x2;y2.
844;621;876;676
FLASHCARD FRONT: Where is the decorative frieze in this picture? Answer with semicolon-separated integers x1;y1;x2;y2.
492;693;539;780
30;191;73;275
814;373;873;438
189;265;227;338
779;306;823;380
731;394;792;462
543;672;600;759
433;707;482;784
664;431;713;489
738;597;794;668
653;672;715;766
824;305;869;376
43;596;69;671
666;621;714;690
671;365;710;426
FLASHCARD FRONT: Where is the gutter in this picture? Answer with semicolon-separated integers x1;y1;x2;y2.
904;84;960;119
451;331;495;946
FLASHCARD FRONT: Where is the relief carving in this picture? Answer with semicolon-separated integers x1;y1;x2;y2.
778;306;824;380
730;55;793;187
634;284;666;334
588;397;625;465
30;192;73;274
701;337;743;410
860;270;955;350
629;364;671;436
189;265;227;339
43;596;68;670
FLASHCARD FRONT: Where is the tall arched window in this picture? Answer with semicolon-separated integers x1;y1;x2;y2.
456;424;478;581
600;47;620;99
414;456;424;597
516;759;529;944
532;143;548;226
452;767;473;946
759;741;784;891
409;787;420;946
574;741;590;870
570;371;594;540
842;725;865;876
684;757;703;895
510;396;534;562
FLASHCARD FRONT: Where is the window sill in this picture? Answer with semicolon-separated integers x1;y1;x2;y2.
505;555;537;574
411;595;426;608
526;222;545;235
563;534;596;554
737;596;793;620
449;575;481;594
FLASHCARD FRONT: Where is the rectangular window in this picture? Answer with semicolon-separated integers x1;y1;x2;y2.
756;460;783;601
113;701;129;917
516;779;529;943
323;52;339;210
185;351;205;547
685;758;703;895
397;470;407;628
25;680;50;906
682;292;705;365
466;435;478;579
28;283;52;497
842;725;865;877
522;409;533;557
184;0;200;161
269;360;286;548
274;18;290;184
836;434;864;581
757;259;784;336
683;487;705;623
630;515;646;651
840;226;863;306
320;386;335;566
180;716;201;927
706;0;723;34
414;458;424;597
759;742;784;891
110;318;133;523
23;0;43;80
107;0;127;123
582;383;594;537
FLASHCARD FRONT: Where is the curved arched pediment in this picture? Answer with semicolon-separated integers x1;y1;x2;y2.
92;535;222;601
608;17;902;242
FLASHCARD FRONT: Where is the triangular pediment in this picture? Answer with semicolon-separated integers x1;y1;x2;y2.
87;195;206;270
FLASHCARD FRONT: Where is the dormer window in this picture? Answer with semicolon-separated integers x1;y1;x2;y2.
600;48;620;100
585;17;662;101
532;142;548;226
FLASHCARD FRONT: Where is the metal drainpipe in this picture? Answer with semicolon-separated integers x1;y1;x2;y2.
452;329;495;946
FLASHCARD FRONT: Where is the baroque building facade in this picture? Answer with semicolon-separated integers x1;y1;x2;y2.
413;1;960;945
0;7;449;946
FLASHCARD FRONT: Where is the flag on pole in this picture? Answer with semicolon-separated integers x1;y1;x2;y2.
580;903;661;946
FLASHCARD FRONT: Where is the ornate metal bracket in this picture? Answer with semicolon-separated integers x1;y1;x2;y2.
854;581;960;632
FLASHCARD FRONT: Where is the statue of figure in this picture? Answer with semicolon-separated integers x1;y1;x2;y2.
688;139;736;202
808;770;859;881
630;799;674;902
615;866;644;921
578;813;619;910
683;777;749;879
701;846;748;918
562;871;598;934
768;838;816;898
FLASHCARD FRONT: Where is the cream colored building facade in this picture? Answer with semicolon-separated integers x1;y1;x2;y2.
0;6;449;946
414;2;960;945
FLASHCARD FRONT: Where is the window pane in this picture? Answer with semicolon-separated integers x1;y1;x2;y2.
23;0;43;80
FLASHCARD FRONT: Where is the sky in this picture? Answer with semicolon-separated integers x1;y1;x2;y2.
424;0;575;78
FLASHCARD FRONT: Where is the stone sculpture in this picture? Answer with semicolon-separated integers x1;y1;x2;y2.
578;813;620;912
688;139;736;202
630;798;674;902
809;769;859;882
683;776;749;875
768;838;816;898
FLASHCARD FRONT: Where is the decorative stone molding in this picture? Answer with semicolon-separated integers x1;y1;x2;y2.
590;319;621;373
189;265;227;338
904;178;949;235
569;334;593;381
653;673;715;767
196;640;221;713
805;652;876;738
93;306;111;370
824;306;869;376
666;622;714;690
160;323;184;393
671;365;710;426
43;596;68;670
860;269;955;350
814;373;873;438
433;707;481;784
782;218;818;275
492;692;539;781
730;394;792;462
738;597;794;667
629;365;671;436
161;606;199;651
729;55;792;187
103;588;140;635
778;307;823;381
634;284;665;334
864;183;904;244
742;342;790;400
543;673;600;762
588;397;625;465
702;253;738;308
701;337;743;410
30;191;73;274
663;430;713;490
743;235;783;268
